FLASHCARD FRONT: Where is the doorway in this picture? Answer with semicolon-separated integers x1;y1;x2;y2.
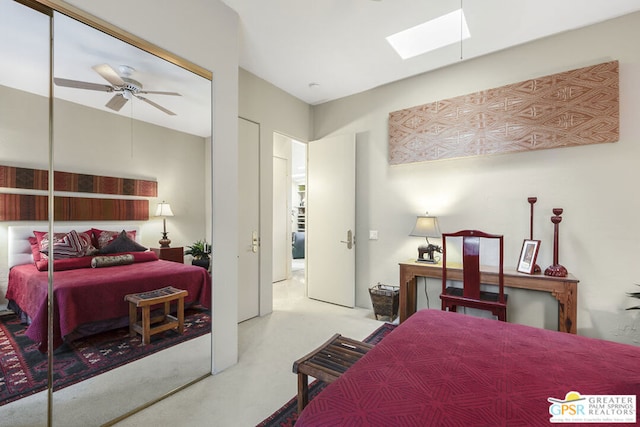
291;140;306;274
272;134;306;283
272;132;356;308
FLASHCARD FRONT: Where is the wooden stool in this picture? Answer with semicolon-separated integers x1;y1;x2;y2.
292;334;373;414
124;286;188;345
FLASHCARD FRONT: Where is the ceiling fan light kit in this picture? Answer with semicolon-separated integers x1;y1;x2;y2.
54;63;180;115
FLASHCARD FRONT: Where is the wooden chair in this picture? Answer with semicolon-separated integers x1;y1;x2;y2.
440;230;507;321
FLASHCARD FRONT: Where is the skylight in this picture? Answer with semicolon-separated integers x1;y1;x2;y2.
386;9;471;60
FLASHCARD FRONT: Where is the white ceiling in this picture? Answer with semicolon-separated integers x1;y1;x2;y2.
221;0;640;105
3;0;639;136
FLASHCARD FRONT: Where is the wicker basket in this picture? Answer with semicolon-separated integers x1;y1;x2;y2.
369;283;400;321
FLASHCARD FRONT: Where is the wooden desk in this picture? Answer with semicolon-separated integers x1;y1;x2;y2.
399;260;579;334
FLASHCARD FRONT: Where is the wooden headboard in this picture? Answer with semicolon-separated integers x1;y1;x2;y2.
8;223;141;268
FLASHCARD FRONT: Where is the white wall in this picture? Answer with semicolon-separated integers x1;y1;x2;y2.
65;0;240;370
239;69;312;316
312;12;640;343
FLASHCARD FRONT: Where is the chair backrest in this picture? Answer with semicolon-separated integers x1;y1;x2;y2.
441;230;505;302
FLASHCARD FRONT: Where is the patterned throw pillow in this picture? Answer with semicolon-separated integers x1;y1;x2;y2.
91;254;135;268
38;230;85;259
34;229;98;260
92;228;137;250
77;231;99;256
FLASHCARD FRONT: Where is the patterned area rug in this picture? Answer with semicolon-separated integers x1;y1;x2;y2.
256;322;397;427
0;307;210;406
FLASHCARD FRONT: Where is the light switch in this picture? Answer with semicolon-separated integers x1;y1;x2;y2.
369;230;379;240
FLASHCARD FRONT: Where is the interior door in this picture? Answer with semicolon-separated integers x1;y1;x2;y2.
238;117;260;321
306;134;356;307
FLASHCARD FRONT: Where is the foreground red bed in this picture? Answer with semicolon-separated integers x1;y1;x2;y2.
6;255;211;352
296;309;639;426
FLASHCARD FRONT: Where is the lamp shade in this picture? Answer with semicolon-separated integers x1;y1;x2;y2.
409;215;441;238
155;201;174;217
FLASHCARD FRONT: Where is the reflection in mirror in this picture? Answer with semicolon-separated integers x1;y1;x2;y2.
51;11;212;426
1;0;212;424
0;0;50;423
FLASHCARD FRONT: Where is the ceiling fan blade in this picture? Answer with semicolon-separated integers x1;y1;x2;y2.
54;77;113;92
135;95;176;116
92;64;125;87
138;90;181;96
105;94;128;111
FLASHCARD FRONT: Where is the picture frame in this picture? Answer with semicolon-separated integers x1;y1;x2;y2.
517;239;541;274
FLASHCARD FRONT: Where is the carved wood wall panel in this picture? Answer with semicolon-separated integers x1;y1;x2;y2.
0;165;157;196
0;194;149;221
388;61;619;165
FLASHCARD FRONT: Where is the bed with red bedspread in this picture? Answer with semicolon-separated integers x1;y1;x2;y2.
296;309;640;426
4;224;211;352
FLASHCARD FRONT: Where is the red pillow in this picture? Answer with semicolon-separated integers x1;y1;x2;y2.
33;230;65;251
92;228;137;249
28;236;42;264
35;256;93;271
34;230;72;260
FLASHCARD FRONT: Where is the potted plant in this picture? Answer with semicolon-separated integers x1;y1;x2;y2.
185;240;211;270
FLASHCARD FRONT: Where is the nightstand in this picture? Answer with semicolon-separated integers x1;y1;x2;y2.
151;246;184;263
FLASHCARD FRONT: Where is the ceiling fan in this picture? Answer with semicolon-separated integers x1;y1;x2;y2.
54;64;181;116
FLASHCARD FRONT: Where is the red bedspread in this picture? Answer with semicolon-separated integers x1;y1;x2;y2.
6;256;211;352
296;309;640;426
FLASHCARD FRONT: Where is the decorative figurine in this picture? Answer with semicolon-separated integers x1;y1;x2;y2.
418;243;442;263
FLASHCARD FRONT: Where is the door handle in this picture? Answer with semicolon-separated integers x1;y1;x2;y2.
340;229;353;250
252;231;259;253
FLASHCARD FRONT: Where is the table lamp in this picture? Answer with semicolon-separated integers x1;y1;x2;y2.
409;214;442;263
155;201;174;248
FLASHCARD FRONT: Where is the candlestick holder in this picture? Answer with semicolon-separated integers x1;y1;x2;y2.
545;208;568;277
527;197;541;273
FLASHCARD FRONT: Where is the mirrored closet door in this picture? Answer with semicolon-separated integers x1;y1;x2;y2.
0;0;50;424
1;1;213;424
50;8;213;426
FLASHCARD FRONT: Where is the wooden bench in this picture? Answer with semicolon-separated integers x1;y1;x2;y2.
124;286;188;345
292;333;374;413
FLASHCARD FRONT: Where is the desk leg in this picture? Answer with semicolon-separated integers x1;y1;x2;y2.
399;269;417;323
552;281;577;334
